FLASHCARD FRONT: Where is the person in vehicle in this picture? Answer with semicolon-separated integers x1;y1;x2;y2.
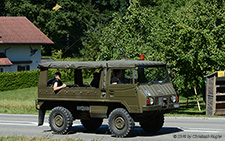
90;72;100;88
52;72;66;91
111;70;123;84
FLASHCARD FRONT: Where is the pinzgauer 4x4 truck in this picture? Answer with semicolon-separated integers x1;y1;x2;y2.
36;59;179;137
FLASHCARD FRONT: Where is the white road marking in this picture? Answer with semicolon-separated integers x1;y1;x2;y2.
185;130;220;133
0;120;83;127
180;127;224;133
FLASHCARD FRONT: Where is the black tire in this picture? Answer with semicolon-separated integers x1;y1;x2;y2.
81;118;103;131
108;108;134;137
140;114;164;133
49;106;73;134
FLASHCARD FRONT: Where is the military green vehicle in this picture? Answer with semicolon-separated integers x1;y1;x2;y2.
36;59;179;137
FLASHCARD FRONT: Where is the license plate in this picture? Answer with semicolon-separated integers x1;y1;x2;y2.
174;103;180;108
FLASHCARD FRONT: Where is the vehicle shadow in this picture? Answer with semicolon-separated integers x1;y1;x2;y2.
69;124;183;137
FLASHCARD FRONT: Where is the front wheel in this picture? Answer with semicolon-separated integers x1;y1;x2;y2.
49;106;73;134
140;114;164;133
108;108;134;137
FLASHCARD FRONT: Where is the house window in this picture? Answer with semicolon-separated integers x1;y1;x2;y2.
17;65;30;71
0;68;4;73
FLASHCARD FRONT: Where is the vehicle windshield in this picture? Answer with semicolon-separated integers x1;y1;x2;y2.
137;66;170;84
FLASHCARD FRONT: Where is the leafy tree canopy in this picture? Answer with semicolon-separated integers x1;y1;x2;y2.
2;0;225;98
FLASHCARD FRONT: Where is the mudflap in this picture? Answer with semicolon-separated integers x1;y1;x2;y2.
38;106;46;126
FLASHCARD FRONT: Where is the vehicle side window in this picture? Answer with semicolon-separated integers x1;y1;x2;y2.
110;69;133;84
78;69;102;88
45;68;102;88
90;72;100;88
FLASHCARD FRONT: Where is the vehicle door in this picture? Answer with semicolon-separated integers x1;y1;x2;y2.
107;68;139;113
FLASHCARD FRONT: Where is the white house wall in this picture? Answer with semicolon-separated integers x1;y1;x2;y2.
0;45;41;72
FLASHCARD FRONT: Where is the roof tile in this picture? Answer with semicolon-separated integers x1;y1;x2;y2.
0;17;54;44
0;53;12;66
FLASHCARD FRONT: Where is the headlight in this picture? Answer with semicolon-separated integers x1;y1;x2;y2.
147;97;154;105
171;95;176;103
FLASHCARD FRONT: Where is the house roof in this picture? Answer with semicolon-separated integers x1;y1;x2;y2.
0;17;54;45
0;53;13;66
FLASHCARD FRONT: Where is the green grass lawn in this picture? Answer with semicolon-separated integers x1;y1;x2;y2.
0;87;38;114
166;95;207;116
0;136;87;141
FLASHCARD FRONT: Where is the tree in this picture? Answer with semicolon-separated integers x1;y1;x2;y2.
93;0;129;18
163;0;225;101
81;1;165;61
81;0;225;101
0;0;6;16
3;0;101;56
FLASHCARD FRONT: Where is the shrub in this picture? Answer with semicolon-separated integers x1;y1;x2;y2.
0;70;40;91
0;69;74;91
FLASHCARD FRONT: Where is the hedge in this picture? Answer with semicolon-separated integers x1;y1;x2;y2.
0;70;39;91
0;69;74;91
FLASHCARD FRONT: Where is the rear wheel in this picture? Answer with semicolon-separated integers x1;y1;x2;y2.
108;108;134;137
49;106;73;134
81;118;103;131
140;114;164;133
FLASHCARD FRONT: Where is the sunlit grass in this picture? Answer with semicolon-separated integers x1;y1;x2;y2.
0;87;37;114
0;135;87;141
166;94;207;116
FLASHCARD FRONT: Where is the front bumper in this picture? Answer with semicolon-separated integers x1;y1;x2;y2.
142;102;179;112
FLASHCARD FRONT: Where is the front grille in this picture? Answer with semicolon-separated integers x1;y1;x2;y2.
157;96;169;106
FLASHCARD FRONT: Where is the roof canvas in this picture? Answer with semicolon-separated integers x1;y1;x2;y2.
38;59;166;69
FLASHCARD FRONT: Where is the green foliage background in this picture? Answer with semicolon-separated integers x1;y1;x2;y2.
1;0;225;98
81;0;225;98
0;70;39;91
0;70;73;91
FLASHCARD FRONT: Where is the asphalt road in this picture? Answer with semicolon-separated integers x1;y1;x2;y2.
0;114;224;141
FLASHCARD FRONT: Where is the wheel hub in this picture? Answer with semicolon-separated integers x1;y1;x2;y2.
114;116;125;130
54;114;64;127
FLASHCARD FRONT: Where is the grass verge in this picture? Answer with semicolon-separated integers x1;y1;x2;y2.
0;87;37;114
165;94;207;117
0;136;87;141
